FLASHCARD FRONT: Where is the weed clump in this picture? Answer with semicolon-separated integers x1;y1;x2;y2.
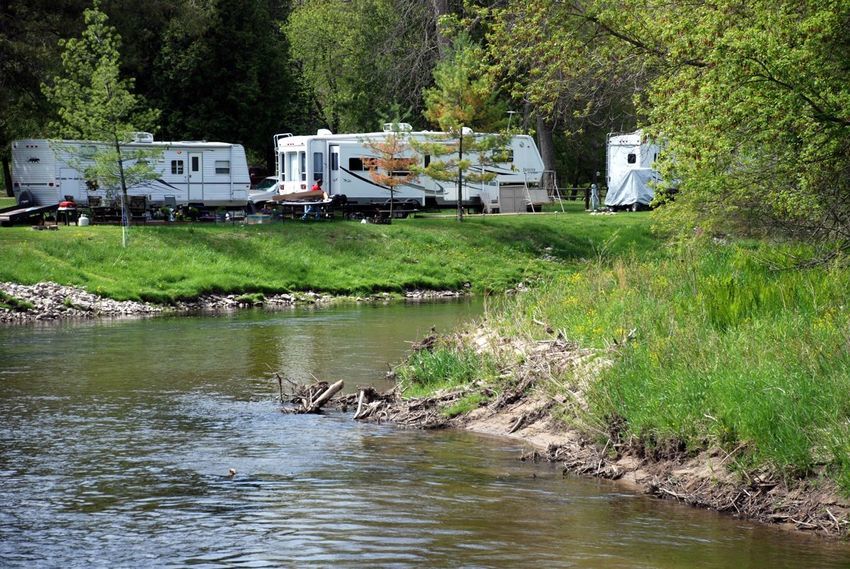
396;342;498;399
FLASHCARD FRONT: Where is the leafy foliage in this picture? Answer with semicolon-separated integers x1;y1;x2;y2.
153;0;299;166
0;0;83;194
286;0;442;133
43;1;158;142
422;33;506;133
43;0;160;244
628;1;850;242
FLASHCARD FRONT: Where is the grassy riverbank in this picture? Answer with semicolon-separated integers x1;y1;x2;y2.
399;240;850;495
0;207;653;302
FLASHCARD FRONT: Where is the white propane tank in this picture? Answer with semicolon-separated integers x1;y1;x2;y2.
78;214;90;227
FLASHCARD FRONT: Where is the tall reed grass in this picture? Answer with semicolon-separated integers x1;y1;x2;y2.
496;241;850;491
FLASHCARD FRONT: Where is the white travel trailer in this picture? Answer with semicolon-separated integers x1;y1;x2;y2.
11;133;251;208
271;125;548;213
605;130;662;209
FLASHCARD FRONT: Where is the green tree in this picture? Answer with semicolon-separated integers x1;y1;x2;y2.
43;0;160;246
286;0;393;132
286;0;449;133
479;0;649;186
417;33;507;221
530;0;850;242
0;0;87;197
624;0;850;243
422;33;506;133
153;0;301;168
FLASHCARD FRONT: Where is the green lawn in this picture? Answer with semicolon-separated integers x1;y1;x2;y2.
0;207;654;302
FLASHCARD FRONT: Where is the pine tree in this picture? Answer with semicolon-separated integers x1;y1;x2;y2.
417;34;508;221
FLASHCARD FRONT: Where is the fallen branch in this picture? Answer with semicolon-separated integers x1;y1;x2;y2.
307;380;344;413
281;379;344;414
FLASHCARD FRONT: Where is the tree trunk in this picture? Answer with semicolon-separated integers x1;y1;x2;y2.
536;115;558;176
114;134;130;247
2;157;13;198
430;0;451;56
457;131;464;222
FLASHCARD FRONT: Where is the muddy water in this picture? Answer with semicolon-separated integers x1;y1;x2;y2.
1;303;849;568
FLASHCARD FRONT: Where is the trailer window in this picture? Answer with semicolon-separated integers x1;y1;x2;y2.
79;145;97;158
313;152;323;180
330;152;338;171
348;157;364;171
287;152;298;181
171;160;184;175
390;157;416;177
491;149;514;163
300;152;306;181
627;153;636;164
215;160;230;174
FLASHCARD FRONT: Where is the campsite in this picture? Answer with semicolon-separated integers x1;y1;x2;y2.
1;1;849;567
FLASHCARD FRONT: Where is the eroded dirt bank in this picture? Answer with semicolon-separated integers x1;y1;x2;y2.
338;330;850;539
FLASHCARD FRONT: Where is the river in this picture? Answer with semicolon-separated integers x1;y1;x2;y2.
1;302;849;568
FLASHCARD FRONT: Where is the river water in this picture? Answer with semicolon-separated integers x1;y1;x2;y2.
1;302;849;568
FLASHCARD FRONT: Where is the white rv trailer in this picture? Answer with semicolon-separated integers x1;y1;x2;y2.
10;133;251;208
271;125;548;213
605;130;662;209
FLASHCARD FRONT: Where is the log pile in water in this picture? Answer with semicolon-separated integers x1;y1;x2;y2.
333;385;473;428
277;375;345;414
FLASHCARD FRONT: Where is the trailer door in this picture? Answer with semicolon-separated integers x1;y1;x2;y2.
328;145;340;195
188;152;203;202
58;167;82;201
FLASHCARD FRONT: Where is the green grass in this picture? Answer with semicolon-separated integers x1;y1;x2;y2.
0;196;15;209
0;208;654;302
443;392;490;418
396;344;500;398
0;290;34;311
234;292;266;305
491;240;850;491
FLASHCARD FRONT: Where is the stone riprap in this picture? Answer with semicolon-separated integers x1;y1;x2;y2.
0;282;469;324
0;282;164;322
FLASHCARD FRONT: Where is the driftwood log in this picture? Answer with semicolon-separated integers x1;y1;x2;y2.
279;377;345;414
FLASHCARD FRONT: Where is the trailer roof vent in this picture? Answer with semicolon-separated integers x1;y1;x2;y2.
383;122;413;133
132;132;154;143
317;129;333;136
